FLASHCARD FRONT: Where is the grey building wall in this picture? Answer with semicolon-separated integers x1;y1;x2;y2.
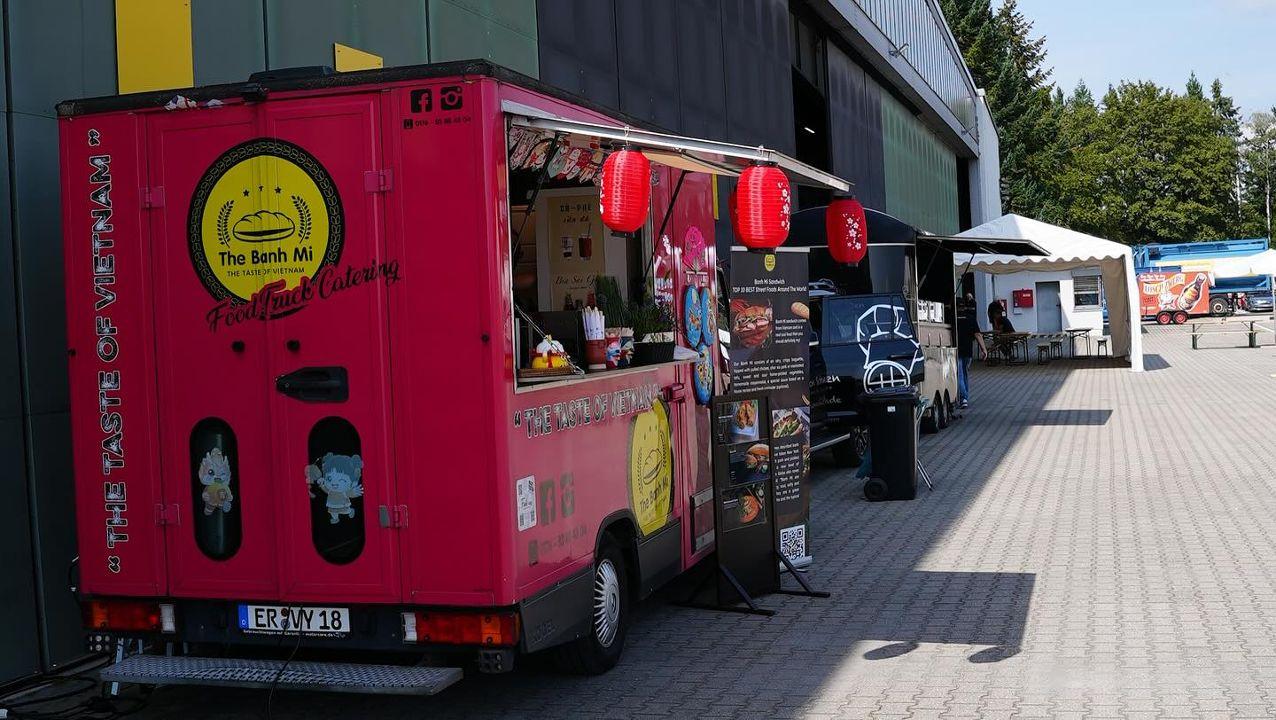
537;0;794;154
2;0;119;684
826;42;885;209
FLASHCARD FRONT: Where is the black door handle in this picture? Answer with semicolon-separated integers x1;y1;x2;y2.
275;366;349;402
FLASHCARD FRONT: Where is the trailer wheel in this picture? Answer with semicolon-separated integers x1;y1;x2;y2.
1210;297;1229;316
556;539;629;675
920;393;942;434
1173;311;1189;325
1156;311;1172;325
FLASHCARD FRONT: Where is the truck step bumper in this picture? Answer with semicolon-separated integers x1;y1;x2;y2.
100;655;463;695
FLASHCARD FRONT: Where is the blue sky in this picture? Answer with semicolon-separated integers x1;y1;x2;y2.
1012;0;1275;118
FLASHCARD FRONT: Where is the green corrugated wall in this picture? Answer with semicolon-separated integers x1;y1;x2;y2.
881;92;960;235
194;0;537;86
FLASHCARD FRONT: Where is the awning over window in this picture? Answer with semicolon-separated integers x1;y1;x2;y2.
923;234;1048;257
504;100;850;192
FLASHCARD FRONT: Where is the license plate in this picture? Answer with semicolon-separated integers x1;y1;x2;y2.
238;605;351;637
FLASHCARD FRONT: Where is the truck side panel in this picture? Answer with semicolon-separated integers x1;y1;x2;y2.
61;113;167;596
490;85;713;603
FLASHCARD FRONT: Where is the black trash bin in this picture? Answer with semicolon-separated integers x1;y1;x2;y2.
861;388;918;501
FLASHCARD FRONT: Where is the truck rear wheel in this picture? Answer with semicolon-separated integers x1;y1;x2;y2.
1210;297;1229;316
1155;311;1172;325
555;539;629;675
1173;311;1189;324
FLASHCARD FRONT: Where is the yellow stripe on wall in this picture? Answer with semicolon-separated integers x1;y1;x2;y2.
116;0;194;93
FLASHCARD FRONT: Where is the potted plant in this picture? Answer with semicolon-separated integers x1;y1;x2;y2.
629;298;676;365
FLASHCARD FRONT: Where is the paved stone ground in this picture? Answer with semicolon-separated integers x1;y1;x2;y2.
112;326;1276;716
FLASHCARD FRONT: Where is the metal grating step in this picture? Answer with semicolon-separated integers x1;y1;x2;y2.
101;655;463;695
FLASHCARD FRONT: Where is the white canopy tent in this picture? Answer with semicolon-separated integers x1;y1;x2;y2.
951;214;1144;372
1207;249;1276;279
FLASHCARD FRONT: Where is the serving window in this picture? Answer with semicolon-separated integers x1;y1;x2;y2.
503;109;851;388
506;125;654;386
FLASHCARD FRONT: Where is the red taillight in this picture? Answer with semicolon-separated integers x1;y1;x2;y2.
403;611;519;647
82;599;170;633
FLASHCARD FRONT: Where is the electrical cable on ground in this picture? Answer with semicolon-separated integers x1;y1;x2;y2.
265;618;305;720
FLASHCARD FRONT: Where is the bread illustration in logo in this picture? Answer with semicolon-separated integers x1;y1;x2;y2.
232;210;296;242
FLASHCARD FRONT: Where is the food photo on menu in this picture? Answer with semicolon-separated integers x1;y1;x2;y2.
728;443;771;486
770;407;808;439
729;298;773;360
726;399;760;444
721;482;767;532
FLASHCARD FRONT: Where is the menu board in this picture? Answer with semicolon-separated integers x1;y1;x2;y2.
711;248;811;605
545;192;606;310
726;249;811;567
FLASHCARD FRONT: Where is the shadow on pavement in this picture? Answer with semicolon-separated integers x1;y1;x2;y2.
127;355;1113;719
1028;409;1112;425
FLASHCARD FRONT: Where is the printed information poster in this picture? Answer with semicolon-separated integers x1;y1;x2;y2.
544;192;606;310
727;248;812;567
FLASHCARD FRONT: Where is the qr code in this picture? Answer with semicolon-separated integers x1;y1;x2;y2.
779;524;807;562
516;476;536;531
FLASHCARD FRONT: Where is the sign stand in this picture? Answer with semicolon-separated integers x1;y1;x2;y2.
678;549;830;616
677;248;830;616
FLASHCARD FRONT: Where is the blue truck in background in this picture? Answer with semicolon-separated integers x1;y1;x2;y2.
1134;239;1273;319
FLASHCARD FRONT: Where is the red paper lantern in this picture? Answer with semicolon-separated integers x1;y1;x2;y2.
733;163;791;250
826;195;868;265
599;148;651;234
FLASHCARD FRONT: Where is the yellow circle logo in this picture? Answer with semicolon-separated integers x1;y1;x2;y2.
188;139;343;302
763;253;777;272
628;399;673;537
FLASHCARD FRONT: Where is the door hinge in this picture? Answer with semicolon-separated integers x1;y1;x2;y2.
154;503;181;526
363;169;393;193
379;504;409;529
141;186;166;209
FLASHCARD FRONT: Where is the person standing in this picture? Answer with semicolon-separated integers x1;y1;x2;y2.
956;294;987;409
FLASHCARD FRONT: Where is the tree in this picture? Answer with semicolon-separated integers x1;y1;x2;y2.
1063;81;1237;244
1205;79;1246;235
1241;112;1276;241
1186;72;1204;100
1046;81;1103;230
940;0;1059;218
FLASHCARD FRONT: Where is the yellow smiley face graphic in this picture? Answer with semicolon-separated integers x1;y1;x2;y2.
188;139;343;302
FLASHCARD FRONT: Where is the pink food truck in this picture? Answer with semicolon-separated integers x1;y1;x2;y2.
58;61;846;693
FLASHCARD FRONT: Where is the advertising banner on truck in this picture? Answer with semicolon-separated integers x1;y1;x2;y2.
1139;271;1209;317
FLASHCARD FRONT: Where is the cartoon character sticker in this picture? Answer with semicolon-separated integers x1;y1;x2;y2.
306;453;365;523
198;448;234;515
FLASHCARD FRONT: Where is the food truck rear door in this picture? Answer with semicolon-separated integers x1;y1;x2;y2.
147;104;282;599
147;95;400;603
261;97;402;603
